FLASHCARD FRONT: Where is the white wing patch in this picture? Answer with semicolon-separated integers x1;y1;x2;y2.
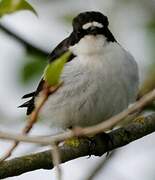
82;21;103;30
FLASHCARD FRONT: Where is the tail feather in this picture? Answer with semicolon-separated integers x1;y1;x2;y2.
18;98;35;115
19;79;44;115
18;101;30;108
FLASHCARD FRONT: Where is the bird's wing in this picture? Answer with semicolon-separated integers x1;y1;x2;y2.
22;92;35;99
19;36;75;115
19;78;45;115
48;36;75;63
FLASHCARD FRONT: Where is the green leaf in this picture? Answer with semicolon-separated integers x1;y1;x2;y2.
0;0;37;17
44;51;71;86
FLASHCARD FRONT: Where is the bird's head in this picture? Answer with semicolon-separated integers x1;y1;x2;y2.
71;11;116;43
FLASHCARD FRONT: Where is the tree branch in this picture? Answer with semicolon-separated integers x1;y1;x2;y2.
1;88;154;147
0;22;49;57
0;83;63;161
0;113;155;179
85;151;116;180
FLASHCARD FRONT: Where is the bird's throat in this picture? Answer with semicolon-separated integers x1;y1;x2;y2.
69;35;107;56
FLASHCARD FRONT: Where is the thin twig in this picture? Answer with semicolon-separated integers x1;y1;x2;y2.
0;112;155;179
0;89;155;148
0;83;62;161
85;151;116;180
51;144;62;180
74;88;155;136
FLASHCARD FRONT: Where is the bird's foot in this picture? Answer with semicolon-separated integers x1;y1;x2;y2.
87;132;113;157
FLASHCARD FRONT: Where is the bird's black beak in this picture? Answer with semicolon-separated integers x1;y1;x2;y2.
89;26;98;35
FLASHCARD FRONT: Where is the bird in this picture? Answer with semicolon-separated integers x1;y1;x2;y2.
19;11;139;131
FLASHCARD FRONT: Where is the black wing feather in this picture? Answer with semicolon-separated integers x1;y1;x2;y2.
19;78;45;115
19;36;75;115
48;36;75;62
22;92;35;99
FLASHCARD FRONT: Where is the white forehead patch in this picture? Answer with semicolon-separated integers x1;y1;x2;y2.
82;21;103;30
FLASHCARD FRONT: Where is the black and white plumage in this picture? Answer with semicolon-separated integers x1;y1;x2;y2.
20;11;139;129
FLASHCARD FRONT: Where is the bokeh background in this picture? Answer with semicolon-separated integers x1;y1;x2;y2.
0;0;155;179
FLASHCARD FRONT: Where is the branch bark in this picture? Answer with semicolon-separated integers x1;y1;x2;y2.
0;113;155;179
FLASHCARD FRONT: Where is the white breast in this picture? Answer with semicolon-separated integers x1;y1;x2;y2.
40;35;139;130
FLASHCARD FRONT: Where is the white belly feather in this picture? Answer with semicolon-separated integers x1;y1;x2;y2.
40;35;139;129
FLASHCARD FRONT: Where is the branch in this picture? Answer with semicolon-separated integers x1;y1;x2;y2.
51;144;62;180
0;83;62;161
85;151;116;180
0;113;155;179
0;22;48;57
1;88;154;147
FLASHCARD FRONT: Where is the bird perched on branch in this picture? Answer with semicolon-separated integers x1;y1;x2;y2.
20;11;139;130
